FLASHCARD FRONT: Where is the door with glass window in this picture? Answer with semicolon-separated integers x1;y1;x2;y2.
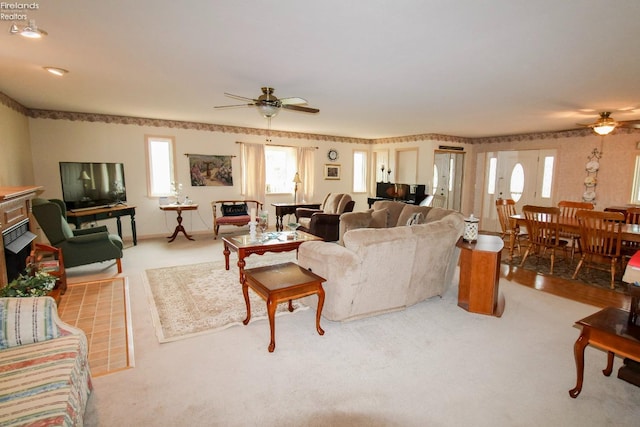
480;149;556;232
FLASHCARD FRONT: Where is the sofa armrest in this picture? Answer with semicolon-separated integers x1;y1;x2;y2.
73;225;109;236
67;231;112;244
295;207;322;221
0;297;83;349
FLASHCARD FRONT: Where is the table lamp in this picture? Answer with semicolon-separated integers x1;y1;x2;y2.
293;172;302;203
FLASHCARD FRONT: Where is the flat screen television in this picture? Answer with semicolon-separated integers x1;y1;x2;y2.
59;162;127;210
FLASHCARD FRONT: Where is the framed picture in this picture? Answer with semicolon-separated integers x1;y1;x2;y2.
324;164;341;180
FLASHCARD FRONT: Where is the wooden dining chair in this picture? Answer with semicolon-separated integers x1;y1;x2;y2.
558;200;594;261
572;210;625;289
520;205;569;275
620;207;640;259
495;198;527;260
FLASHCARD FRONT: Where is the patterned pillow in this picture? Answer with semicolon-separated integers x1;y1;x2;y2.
406;212;424;226
221;203;248;216
0;297;60;349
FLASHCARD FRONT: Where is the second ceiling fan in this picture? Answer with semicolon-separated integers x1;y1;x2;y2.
214;87;319;118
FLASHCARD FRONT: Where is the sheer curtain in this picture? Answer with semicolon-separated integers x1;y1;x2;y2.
297;147;315;203
240;142;266;203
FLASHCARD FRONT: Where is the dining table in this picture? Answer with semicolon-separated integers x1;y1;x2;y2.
507;214;640;261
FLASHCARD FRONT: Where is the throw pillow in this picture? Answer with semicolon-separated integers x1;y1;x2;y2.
221;203;248;216
406;212;424;226
371;208;388;228
0;297;61;349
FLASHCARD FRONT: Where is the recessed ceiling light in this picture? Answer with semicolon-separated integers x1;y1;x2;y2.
9;20;48;38
43;67;69;77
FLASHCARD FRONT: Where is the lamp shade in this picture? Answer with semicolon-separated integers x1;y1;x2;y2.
78;171;91;180
292;172;302;184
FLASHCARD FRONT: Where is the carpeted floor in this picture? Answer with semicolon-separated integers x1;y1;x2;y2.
57;277;134;377
504;251;628;292
143;252;307;343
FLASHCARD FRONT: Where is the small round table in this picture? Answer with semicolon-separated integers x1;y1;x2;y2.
159;203;199;242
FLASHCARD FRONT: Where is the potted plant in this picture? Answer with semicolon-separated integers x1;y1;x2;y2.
0;264;56;297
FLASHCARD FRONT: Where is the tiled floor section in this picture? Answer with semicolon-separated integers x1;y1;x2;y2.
57;277;134;377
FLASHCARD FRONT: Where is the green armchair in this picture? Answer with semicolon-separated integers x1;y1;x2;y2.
32;199;123;273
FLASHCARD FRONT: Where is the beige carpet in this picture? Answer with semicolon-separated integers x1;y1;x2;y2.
143;252;307;343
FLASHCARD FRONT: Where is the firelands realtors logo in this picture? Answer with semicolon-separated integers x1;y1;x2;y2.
1;2;40;21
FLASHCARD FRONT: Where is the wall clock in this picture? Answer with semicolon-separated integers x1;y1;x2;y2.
327;149;339;161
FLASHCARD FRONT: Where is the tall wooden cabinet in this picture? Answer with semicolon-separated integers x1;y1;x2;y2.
0;186;42;287
456;234;505;317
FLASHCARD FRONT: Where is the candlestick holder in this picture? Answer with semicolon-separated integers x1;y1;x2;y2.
249;221;257;242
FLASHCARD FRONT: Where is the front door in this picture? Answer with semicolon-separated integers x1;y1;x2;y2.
480;149;556;232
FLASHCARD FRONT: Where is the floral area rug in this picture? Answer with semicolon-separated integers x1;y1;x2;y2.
143;252;307;343
504;251;628;293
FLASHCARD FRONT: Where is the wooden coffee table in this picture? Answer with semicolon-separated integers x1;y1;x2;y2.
569;307;640;398
222;231;322;284
242;262;326;352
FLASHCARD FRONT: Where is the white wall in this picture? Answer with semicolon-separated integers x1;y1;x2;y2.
28;118;376;240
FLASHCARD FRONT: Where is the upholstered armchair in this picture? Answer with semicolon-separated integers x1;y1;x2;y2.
32;198;123;272
295;193;355;241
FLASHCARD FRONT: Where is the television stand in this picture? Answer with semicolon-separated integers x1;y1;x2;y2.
66;205;137;246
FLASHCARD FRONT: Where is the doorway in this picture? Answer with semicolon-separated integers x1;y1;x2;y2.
480;149;557;232
433;150;464;211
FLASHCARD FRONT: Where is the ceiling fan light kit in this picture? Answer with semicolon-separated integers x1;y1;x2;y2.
592;112;617;135
215;86;320;119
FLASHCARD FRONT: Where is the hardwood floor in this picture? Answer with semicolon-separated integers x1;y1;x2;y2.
500;254;631;310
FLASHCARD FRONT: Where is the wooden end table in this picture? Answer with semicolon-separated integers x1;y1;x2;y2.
243;262;326;352
222;231;322;284
159;203;199;242
271;202;321;231
569;307;640;398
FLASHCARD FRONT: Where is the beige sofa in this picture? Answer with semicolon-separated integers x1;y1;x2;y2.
297;201;465;321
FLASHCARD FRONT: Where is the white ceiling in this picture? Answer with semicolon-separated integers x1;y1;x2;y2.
2;1;640;139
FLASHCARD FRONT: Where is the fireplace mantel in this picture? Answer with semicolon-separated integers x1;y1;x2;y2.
0;186;43;287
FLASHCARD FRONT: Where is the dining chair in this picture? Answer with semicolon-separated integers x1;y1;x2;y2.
572;210;625;289
520;205;569;275
495;198;527;260
558;200;594;261
621;207;640;259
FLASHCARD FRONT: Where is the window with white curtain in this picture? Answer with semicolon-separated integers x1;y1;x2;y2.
353;150;367;193
631;156;640;204
145;135;176;197
265;146;297;194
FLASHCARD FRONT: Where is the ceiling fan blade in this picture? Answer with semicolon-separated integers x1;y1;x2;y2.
282;104;319;113
280;97;308;105
621;120;640;128
224;92;257;102
213;103;256;109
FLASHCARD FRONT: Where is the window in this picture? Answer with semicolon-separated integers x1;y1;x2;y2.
487;157;497;195
631;156;640;204
353;150;367;193
265;146;297;194
541;156;554;198
145;135;176;197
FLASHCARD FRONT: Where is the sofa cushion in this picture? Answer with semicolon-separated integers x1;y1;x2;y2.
372;201;406;227
371;208;388;228
0;297;61;349
221;203;248;216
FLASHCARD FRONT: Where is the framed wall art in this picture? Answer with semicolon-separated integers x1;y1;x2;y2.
188;154;233;186
324;164;341;180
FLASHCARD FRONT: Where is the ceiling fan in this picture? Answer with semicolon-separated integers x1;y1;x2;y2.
214;87;319;118
578;111;640;135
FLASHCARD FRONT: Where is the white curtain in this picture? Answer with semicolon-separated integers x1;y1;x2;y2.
297;147;315;203
240;142;266;203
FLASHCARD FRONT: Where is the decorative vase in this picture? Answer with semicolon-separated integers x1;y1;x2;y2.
463;214;479;242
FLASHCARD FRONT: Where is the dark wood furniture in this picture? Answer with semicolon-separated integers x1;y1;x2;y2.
0;186;41;288
569;307;640;398
367;182;427;208
271;202;321;231
67;204;137;245
222;231;323;284
211;200;263;239
159;203;199;242
456;234;505;317
27;243;67;299
242;262;326;352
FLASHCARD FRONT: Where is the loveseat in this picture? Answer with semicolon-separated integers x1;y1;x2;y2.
297;201;464;321
0;297;92;426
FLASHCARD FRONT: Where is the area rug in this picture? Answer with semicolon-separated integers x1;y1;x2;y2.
504;252;628;293
143;252;308;343
57;277;134;377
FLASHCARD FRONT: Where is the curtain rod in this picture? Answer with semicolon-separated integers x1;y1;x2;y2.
236;141;318;149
